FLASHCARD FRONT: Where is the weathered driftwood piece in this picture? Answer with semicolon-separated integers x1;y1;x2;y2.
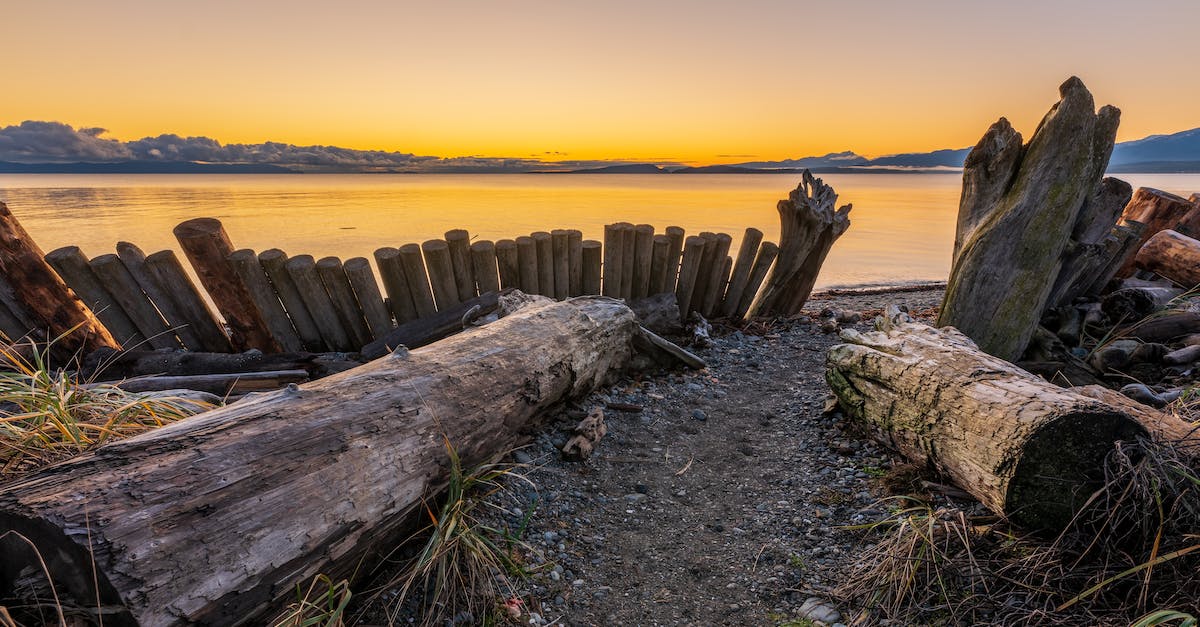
515;235;540;296
561;407;607;461
470;240;501;296
422;239;460;310
567;230;583;296
372;247;419;327
734;241;779;321
316;257;372;348
82;348;361;381
1084;221;1146;296
629;292;683;336
719;228;763;319
1135;229;1200;288
938;78;1120;360
631;224;655;301
227;249;303;353
495;239;521;291
551;229;570;300
444;228;477;302
0;202;118;354
359;289;511;360
1045;177;1135;307
398;243;438;319
144;250;232;353
0;298;639;625
117;242;206;351
284;254;354;352
827;308;1158;530
581;240;602;295
532;231;555;297
1119;311;1200;343
753;173;852;317
1101;285;1181;323
111;369;310;395
45;246;144;348
632;325;706;370
1115;188;1197;276
89;254;180;350
675;236;706;321
174;218;279;352
344;257;394;340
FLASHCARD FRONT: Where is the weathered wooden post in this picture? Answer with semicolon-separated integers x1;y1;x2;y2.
421;239;460;311
398;243;438;319
532;231;555;297
495;239;521;290
227;249;303;352
285;254;353;351
444;229;477;302
551;229;570;300
470;240;501;295
144;250;232;352
344;257;394;339
675;236;706;321
260;249;327;351
582;240;602;295
373;247;419;327
90;254;180;350
316;256;373;347
45;246;144;348
117;242;206;351
515;235;540;295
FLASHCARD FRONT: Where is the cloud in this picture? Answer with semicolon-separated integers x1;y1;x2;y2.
0;121;132;162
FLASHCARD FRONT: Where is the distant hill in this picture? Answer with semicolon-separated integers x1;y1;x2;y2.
0;160;296;174
555;163;666;174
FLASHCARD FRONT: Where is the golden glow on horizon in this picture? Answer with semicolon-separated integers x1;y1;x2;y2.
5;0;1199;164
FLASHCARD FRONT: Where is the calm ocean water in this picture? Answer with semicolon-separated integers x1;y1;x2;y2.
1;172;1198;290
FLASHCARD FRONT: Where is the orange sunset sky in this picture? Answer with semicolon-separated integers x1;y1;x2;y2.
5;0;1199;165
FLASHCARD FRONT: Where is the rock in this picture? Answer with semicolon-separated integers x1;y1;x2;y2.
692;409;707;421
819;318;840;334
1121;383;1168;408
1089;339;1140;372
1164;344;1200;366
798;597;843;624
835;310;861;325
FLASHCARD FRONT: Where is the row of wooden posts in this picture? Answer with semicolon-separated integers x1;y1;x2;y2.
0;210;784;355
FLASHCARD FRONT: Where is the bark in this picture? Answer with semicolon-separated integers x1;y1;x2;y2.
0;297;639;625
827;307;1164;531
1134;228;1200;288
754;171;851;317
939;77;1121;360
0;201;118;355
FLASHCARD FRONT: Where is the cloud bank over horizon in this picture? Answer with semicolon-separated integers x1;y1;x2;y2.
0;121;653;172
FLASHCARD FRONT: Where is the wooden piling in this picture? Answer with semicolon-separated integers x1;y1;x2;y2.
260;248;326;351
532;231;555;297
45;246;144;348
631;224;655;300
688;233;719;316
421;239;460;310
602;224;622;298
143;250;232;353
316;256;372;348
581;240;602;295
717;255;733;313
567;230;583;296
495;239;521;290
720;228;763;319
551;229;570;300
515;236;540;295
699;233;733;317
675;236;707;321
116;242;207;351
470;240;501;295
0;275;39;341
648;235;671;296
664;226;685;294
0;201;118;355
174;218;279;352
618;223;636;300
737;241;780;320
445;229;477;302
227;249;303;352
284;254;353;351
0;297;30;342
344;257;394;341
398;243;437;319
89;254;180;350
373;247;419;325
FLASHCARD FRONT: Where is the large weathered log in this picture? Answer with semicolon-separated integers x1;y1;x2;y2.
1134;228;1200;288
0;201;118;354
754;172;851;317
0;297;640;625
827;308;1175;531
938;77;1120;360
174;218;279;352
1114;187;1197;276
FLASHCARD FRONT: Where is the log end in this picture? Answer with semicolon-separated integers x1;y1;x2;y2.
1006;410;1147;531
172;217;225;239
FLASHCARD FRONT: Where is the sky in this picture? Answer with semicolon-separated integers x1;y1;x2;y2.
3;0;1199;165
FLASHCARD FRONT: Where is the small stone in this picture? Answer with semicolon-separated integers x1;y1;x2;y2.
635;483;648;494
624;493;647;503
820;318;840;334
692;409;707;421
798;597;842;624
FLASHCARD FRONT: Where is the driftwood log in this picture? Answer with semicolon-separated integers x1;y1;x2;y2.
1134;228;1200;288
826;307;1191;531
753;171;851;317
80;348;362;381
0;202;118;355
1115;188;1197;276
939;77;1121;360
0;297;641;625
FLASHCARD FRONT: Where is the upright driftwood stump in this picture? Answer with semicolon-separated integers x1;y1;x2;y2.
826;308;1190;531
0;297;642;625
753;171;851;317
938;77;1121;360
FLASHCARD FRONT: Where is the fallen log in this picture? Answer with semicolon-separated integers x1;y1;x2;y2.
0;297;640;625
827;307;1175;531
80;348;361;381
1134;228;1200;288
360;288;511;360
107;369;310;395
938;77;1120;360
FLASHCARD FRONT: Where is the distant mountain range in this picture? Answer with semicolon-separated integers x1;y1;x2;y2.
1;126;1197;175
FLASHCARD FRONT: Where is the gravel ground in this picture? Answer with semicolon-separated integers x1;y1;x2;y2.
461;286;945;627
